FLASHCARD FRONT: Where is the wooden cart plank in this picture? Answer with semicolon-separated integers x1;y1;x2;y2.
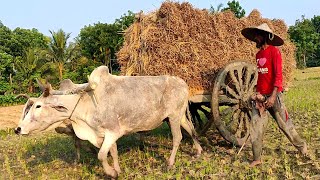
189;94;212;103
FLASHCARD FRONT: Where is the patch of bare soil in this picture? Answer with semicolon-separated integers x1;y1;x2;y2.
0;105;24;130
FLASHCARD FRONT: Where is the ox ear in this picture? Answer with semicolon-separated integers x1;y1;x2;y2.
28;98;37;105
21;98;37;120
51;104;68;112
26;98;39;110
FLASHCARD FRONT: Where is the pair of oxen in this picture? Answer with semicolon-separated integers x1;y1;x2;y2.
15;66;203;179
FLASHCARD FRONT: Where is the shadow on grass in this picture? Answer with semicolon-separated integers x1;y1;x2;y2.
22;135;107;178
24;135;85;165
20;123;178;176
20;122;237;178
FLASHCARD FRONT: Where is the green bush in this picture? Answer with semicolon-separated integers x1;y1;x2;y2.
0;81;12;95
0;93;40;106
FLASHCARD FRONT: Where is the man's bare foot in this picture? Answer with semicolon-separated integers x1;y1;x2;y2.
249;160;262;167
299;142;308;155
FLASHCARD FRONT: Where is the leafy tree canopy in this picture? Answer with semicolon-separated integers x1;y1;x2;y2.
12;28;49;56
209;0;245;18
222;0;245;18
289;15;320;68
0;25;13;54
0;23;48;57
311;15;320;33
77;11;135;71
0;51;14;78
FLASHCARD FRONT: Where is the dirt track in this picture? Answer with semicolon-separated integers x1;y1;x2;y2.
0;105;24;130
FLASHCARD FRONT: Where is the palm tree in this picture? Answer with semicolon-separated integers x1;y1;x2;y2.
47;29;74;80
14;48;48;92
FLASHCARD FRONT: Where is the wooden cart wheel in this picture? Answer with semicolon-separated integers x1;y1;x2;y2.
211;61;257;146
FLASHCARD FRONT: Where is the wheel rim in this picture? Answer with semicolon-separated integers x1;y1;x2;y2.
211;61;257;146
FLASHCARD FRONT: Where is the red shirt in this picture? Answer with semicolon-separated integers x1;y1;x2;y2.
256;45;283;95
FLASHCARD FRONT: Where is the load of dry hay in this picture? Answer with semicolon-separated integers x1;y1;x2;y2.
117;1;296;94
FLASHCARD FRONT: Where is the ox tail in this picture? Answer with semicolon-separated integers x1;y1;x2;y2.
185;101;198;137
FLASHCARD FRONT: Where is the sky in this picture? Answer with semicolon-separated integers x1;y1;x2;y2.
1;0;319;41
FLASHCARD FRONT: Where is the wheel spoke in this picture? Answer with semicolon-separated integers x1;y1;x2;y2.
220;107;233;117
218;94;239;106
247;68;258;93
220;104;239;117
226;108;240;130
229;70;242;96
237;66;244;94
243;66;256;92
235;111;244;137
243;112;250;137
248;77;257;93
243;66;251;91
246;110;252;120
244;112;250;130
221;82;240;99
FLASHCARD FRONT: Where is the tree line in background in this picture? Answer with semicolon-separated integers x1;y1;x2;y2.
289;15;320;68
0;11;135;95
0;1;319;97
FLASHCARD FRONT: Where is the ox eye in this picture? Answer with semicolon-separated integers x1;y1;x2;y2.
36;105;41;109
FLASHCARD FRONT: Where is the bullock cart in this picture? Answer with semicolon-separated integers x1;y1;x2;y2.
117;3;294;147
188;61;257;147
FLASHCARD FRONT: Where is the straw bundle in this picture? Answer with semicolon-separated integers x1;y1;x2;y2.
117;2;296;94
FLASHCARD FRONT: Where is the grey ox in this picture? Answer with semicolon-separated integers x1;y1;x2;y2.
15;66;202;178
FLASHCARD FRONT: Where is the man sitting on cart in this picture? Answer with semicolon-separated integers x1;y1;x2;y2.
241;23;308;167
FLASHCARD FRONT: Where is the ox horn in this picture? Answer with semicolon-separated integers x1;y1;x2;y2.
36;78;45;92
36;78;52;97
15;94;31;99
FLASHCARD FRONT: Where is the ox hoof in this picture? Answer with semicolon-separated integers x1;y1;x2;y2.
195;150;202;158
73;159;79;165
167;164;175;170
106;168;118;179
195;153;201;159
115;167;122;175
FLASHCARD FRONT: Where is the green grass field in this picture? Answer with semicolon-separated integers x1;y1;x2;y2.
1;67;320;179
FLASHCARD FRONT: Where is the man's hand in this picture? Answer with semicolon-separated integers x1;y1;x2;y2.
265;87;278;109
265;95;276;108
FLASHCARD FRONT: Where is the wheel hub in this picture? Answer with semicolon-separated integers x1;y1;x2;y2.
239;93;250;110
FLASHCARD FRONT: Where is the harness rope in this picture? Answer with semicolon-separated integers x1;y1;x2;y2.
68;92;84;120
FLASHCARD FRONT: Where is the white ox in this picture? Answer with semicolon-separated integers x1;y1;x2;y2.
15;66;202;178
